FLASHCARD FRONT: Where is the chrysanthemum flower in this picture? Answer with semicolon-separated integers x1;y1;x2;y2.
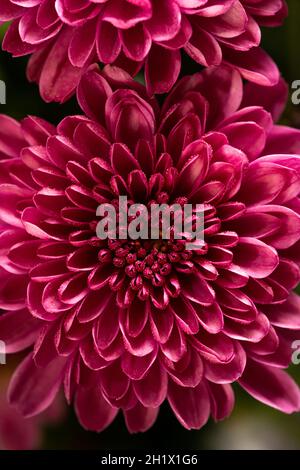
0;0;287;101
0;64;300;432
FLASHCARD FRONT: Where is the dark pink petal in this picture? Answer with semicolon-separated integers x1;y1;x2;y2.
263;293;300;330
77;66;112;123
124;403;159;433
8;353;66;417
223;46;280;86
252;205;300;250
207;382;235;421
69;17;96;67
168;380;210;430
101;361;130;400
96;20;121;63
192;330;235;363
133;361;168;407
185;26;222;67
0;184;31;228
146;0;181;41
219;121;266;161
149;304;174;343
176;140;211;195
0;115;27;158
102;0;152;29
160;321;187;362
145;45;181;95
181;272;215;305
242;77;288;121
120;297;148;338
3;19;37;56
264;126;300;155
166;347;204;387
106;91;155;150
193;302;224;334
239;359;300;413
80;336;111;371
121;23;151;62
75;387;118;431
0;1;25;21
204;342;246;384
224;312;270;343
121;348;157;380
0;309;40;353
233;237;278;279
37;28;83;103
110;143;140;178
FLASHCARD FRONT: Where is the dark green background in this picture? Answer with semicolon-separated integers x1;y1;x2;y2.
0;0;300;450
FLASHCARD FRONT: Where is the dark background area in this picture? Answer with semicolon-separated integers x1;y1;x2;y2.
0;0;300;450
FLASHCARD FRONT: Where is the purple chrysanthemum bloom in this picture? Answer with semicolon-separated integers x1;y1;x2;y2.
0;65;300;433
0;0;287;101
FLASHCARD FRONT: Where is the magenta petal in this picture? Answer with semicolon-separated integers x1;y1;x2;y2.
101;361;130;399
204;342;246;384
239;359;300;413
121;24;151;62
149;305;174;343
193;302;224;334
75;387;118;432
0;115;26;157
263;293;300;330
77;66;112;122
233;237;278;279
207;382;235;421
124;403;159;433
223;46;280;86
181;272;215;305
37;29;83;103
0;308;41;353
121;348;157;380
69;18;96;67
168;380;210;430
185;27;222;67
166;347;204;387
145;45;181;95
0;1;25;21
242;78;288;121
8;353;66;417
265;126;300;155
133;361;168;407
145;0;181;41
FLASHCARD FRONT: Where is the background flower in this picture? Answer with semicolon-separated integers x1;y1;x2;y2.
0;0;287;102
0;364;66;450
0;64;300;433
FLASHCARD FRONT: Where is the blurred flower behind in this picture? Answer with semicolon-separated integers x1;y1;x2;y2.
0;0;287;102
207;411;300;450
0;363;66;450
